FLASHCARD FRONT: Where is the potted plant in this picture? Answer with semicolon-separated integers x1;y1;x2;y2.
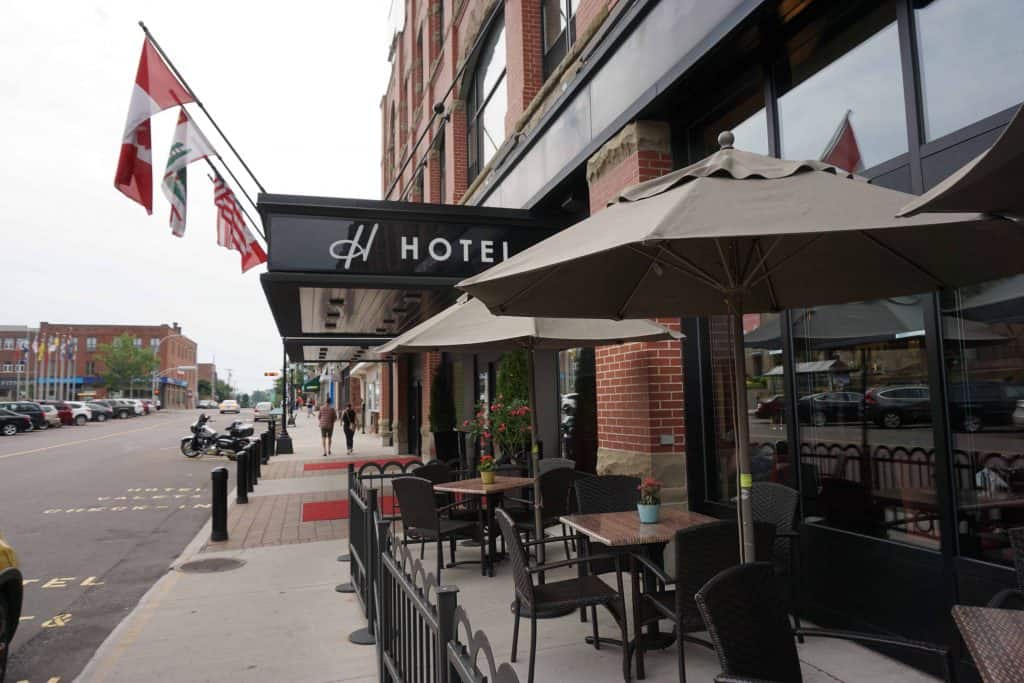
463;395;532;464
478;453;496;485
637;477;663;523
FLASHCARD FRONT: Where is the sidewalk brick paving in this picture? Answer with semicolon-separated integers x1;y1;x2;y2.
203;490;346;551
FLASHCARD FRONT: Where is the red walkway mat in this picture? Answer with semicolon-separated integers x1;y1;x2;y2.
301;495;397;522
303;456;419;472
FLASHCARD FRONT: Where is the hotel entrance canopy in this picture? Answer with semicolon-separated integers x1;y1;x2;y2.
258;194;554;363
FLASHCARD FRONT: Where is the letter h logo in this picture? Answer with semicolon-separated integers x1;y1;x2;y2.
329;223;379;270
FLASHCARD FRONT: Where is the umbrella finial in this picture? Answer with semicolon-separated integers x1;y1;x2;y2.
718;131;735;150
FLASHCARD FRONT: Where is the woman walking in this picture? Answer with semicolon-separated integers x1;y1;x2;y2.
318;398;338;457
342;403;358;455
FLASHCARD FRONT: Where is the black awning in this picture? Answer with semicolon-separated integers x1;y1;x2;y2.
258;194;554;362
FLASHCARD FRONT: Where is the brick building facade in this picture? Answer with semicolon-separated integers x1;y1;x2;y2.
0;322;198;407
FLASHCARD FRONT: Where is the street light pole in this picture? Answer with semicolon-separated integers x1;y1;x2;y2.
276;340;294;454
151;333;182;407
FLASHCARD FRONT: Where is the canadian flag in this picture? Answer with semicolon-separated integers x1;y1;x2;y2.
821;110;863;173
114;38;194;214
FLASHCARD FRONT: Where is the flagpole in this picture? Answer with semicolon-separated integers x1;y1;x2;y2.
138;22;267;196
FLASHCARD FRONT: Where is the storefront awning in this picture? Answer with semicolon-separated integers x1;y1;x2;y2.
258;194;554;363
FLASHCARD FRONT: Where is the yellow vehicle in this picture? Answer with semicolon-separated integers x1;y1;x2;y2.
0;532;21;683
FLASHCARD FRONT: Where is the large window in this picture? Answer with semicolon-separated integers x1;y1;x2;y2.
466;14;506;182
942;276;1024;567
687;67;768;159
915;0;1024;141
777;2;906;172
792;297;939;549
542;0;579;79
558;347;596;473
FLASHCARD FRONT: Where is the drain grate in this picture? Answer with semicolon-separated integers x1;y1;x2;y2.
178;558;246;573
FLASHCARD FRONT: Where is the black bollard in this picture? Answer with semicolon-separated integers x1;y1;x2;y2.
236;448;249;504
211;467;229;542
253;441;262;481
246;446;256;493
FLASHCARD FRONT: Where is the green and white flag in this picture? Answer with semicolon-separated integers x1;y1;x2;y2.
161;107;216;237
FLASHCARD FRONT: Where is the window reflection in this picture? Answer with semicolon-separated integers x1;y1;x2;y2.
688;68;767;159
558;347;597;473
915;0;1024;141
943;275;1024;568
710;313;789;502
467;15;507;181
777;2;906;171
791;297;939;549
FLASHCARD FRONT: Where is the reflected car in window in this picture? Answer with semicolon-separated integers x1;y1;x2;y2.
864;385;931;429
948;381;1024;433
754;394;785;419
800;392;865;427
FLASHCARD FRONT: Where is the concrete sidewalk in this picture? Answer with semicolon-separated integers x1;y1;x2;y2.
77;419;940;682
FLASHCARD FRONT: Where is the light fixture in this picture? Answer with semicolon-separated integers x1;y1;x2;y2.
328;298;345;306
382;318;395;324
326;311;340;318
403;292;422;302
375;327;386;333
324;322;337;329
392;305;408;314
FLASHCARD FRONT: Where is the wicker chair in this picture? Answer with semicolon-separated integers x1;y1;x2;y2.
695;562;952;683
987;526;1024;609
392;476;479;580
495;508;631;683
751;482;802;632
505;468;580;560
573;475;641;624
538;457;576;475
631;520;777;682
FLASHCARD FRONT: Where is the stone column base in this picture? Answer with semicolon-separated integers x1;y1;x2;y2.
596;447;687;504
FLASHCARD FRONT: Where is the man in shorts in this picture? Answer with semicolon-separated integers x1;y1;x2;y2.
318;398;338;457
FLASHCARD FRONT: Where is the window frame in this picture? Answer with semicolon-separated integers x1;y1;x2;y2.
541;0;578;80
466;12;507;183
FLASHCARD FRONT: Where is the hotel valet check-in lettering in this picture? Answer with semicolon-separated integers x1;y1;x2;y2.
263;197;552;278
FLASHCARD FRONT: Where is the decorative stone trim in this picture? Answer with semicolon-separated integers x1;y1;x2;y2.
586;120;671;185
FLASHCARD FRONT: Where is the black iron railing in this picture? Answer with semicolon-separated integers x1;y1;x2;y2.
447;606;520;683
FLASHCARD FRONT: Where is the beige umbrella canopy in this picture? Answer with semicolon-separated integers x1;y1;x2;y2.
460;132;1024;561
378;294;680;568
899;103;1024;219
377;295;680;354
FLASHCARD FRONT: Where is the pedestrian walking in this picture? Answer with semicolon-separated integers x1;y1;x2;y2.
318;398;338;457
307;397;315;419
342;403;358;455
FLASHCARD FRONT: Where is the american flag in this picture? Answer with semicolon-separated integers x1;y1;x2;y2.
211;173;267;273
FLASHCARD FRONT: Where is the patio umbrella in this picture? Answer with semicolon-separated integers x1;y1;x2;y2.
899;103;1024;219
459;132;1024;561
377;294;681;568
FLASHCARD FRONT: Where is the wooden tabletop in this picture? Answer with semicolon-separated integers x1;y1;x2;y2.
952;605;1024;683
433;476;535;495
559;507;716;547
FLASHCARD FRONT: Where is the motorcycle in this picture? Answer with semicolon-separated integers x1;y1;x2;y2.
180;414;255;459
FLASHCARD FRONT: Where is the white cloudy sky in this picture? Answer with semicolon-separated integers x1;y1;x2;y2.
0;2;392;393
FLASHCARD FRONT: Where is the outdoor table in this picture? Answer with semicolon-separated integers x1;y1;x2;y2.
434;475;535;577
952;605;1024;683
559;507;716;649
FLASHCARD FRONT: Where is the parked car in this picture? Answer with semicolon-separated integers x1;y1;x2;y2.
38;400;75;426
124;399;145;416
109;399;136;419
219;399;240;414
0;529;23;681
800;391;865;427
253;401;273;421
754;394;785;419
197;399;217;409
0;409;32;436
946;381;1024;433
0;402;47;431
864;385;932;429
39;404;62;428
64;401;93;426
140;399;156;414
84;401;113;422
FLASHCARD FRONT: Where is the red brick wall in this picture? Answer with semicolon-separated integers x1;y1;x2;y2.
505;0;544;131
420;351;442;457
586;121;684;489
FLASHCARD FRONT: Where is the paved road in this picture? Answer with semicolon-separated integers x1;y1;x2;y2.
0;409;250;683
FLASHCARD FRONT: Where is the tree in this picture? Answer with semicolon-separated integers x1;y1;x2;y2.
214;379;234;400
197;379;213;399
95;334;159;395
251;389;271;405
496;349;530;403
239;393;251;408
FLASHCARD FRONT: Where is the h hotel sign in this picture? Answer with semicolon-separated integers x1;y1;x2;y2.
261;195;552;279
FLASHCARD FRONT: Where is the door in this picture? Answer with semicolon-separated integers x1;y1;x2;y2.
408;380;422;457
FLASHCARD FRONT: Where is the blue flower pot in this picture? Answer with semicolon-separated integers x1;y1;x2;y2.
637;503;661;524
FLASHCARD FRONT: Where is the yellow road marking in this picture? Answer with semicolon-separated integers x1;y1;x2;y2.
0;423;168;461
41;612;72;628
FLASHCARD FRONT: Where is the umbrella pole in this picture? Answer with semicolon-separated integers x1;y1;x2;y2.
730;307;757;563
527;347;546;572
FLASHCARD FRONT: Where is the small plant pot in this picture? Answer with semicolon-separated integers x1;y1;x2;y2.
637;503;661;524
480;471;496;485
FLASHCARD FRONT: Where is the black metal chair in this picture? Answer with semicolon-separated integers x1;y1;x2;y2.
751;482;802;632
631;520;777;682
495;508;631;683
505;467;580;560
538;457;576;475
392;476;479;580
987;526;1024;609
695;562;952;683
